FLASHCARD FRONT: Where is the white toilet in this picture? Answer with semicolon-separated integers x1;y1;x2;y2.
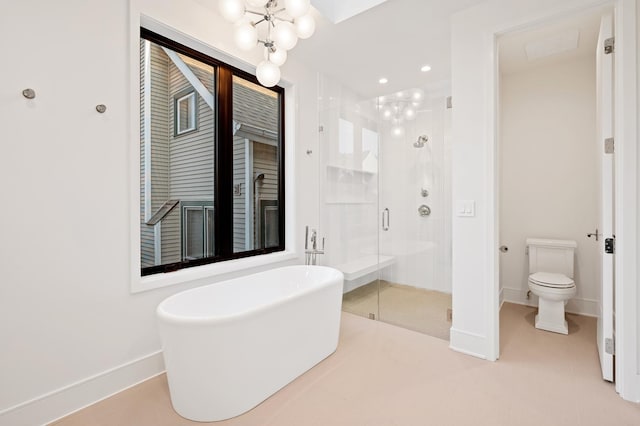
526;238;577;335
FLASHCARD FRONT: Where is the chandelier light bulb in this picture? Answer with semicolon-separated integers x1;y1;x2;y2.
246;0;269;7
391;125;405;138
268;47;288;66
404;107;416;120
284;0;311;18
234;22;258;50
256;60;281;87
294;14;315;39
219;0;245;23
382;107;393;120
272;21;298;50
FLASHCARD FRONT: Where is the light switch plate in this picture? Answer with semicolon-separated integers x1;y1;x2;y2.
456;200;475;217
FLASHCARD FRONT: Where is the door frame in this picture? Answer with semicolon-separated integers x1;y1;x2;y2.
488;0;638;400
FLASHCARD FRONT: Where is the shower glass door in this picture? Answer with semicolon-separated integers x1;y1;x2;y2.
318;74;452;341
376;91;452;340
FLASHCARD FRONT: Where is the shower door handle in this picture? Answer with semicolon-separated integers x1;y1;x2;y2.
382;208;390;231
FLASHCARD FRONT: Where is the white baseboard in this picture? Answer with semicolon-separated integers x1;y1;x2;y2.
449;327;487;360
502;287;598;317
0;351;165;426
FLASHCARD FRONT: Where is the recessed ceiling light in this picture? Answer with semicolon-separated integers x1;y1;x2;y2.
421;65;432;72
379;77;388;84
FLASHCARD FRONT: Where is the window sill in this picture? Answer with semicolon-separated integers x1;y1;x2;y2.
131;251;298;294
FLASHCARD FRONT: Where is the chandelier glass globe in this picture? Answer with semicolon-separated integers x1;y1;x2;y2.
272;21;298;51
285;0;310;18
234;22;258;50
295;14;316;39
219;0;245;23
256;60;281;87
267;47;287;66
246;0;268;7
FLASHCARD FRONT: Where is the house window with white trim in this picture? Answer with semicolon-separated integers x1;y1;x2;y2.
175;91;197;135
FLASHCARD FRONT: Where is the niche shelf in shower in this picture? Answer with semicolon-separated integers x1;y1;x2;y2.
326;164;377;176
325;164;377;204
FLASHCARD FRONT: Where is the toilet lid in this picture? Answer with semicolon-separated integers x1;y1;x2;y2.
530;272;575;288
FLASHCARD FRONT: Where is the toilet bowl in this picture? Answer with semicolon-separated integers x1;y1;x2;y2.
528;272;575;334
526;239;577;335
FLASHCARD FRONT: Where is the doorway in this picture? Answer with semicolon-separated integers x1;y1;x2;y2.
496;5;614;381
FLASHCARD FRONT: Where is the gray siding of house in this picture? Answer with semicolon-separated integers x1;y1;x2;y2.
141;42;172;267
233;81;280;250
147;44;173;265
233;136;246;252
253;142;279;245
233;82;278;133
161;57;215;263
140;40;155;268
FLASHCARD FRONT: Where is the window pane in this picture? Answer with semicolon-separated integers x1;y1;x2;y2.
140;38;215;269
205;207;214;257
184;208;204;259
231;76;281;252
177;93;196;134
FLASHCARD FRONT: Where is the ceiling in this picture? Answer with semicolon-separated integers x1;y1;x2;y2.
289;0;486;99
201;1;612;100
498;5;612;75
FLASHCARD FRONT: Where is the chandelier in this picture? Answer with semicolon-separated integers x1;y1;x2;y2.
219;0;316;87
375;89;425;137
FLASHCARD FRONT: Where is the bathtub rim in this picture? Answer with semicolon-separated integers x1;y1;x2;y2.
156;265;344;325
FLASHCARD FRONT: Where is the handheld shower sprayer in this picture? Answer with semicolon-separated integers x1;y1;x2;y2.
413;135;429;148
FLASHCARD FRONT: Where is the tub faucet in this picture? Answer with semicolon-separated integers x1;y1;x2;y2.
311;229;317;250
305;226;324;265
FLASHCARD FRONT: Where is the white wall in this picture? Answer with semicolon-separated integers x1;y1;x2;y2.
499;56;598;316
0;0;319;424
451;0;639;401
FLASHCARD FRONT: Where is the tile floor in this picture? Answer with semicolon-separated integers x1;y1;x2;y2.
342;280;452;340
52;303;640;426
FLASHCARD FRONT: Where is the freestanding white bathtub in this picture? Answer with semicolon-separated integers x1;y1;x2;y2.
156;265;344;422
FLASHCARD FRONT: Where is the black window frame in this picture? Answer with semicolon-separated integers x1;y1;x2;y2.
141;28;286;276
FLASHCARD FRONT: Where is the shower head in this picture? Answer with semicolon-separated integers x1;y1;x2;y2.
254;173;265;183
413;135;429;148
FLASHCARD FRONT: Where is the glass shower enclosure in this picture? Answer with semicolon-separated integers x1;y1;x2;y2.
318;74;452;340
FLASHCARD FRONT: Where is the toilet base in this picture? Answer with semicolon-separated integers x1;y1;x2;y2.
535;298;569;335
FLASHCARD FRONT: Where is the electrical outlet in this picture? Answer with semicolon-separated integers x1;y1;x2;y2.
446;308;453;322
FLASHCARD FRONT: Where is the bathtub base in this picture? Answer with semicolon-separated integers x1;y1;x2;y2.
157;266;343;422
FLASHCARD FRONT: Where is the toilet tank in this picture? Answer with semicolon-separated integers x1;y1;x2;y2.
526;238;577;278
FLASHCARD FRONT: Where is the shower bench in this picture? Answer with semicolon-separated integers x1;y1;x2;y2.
336;254;395;293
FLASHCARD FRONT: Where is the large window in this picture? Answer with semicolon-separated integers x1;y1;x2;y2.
139;29;285;276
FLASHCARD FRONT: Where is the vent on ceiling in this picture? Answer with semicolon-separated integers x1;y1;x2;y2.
524;30;580;61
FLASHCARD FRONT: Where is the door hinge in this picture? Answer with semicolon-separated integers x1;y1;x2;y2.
604;137;614;154
604;37;615;54
605;337;615;355
605;237;615;254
